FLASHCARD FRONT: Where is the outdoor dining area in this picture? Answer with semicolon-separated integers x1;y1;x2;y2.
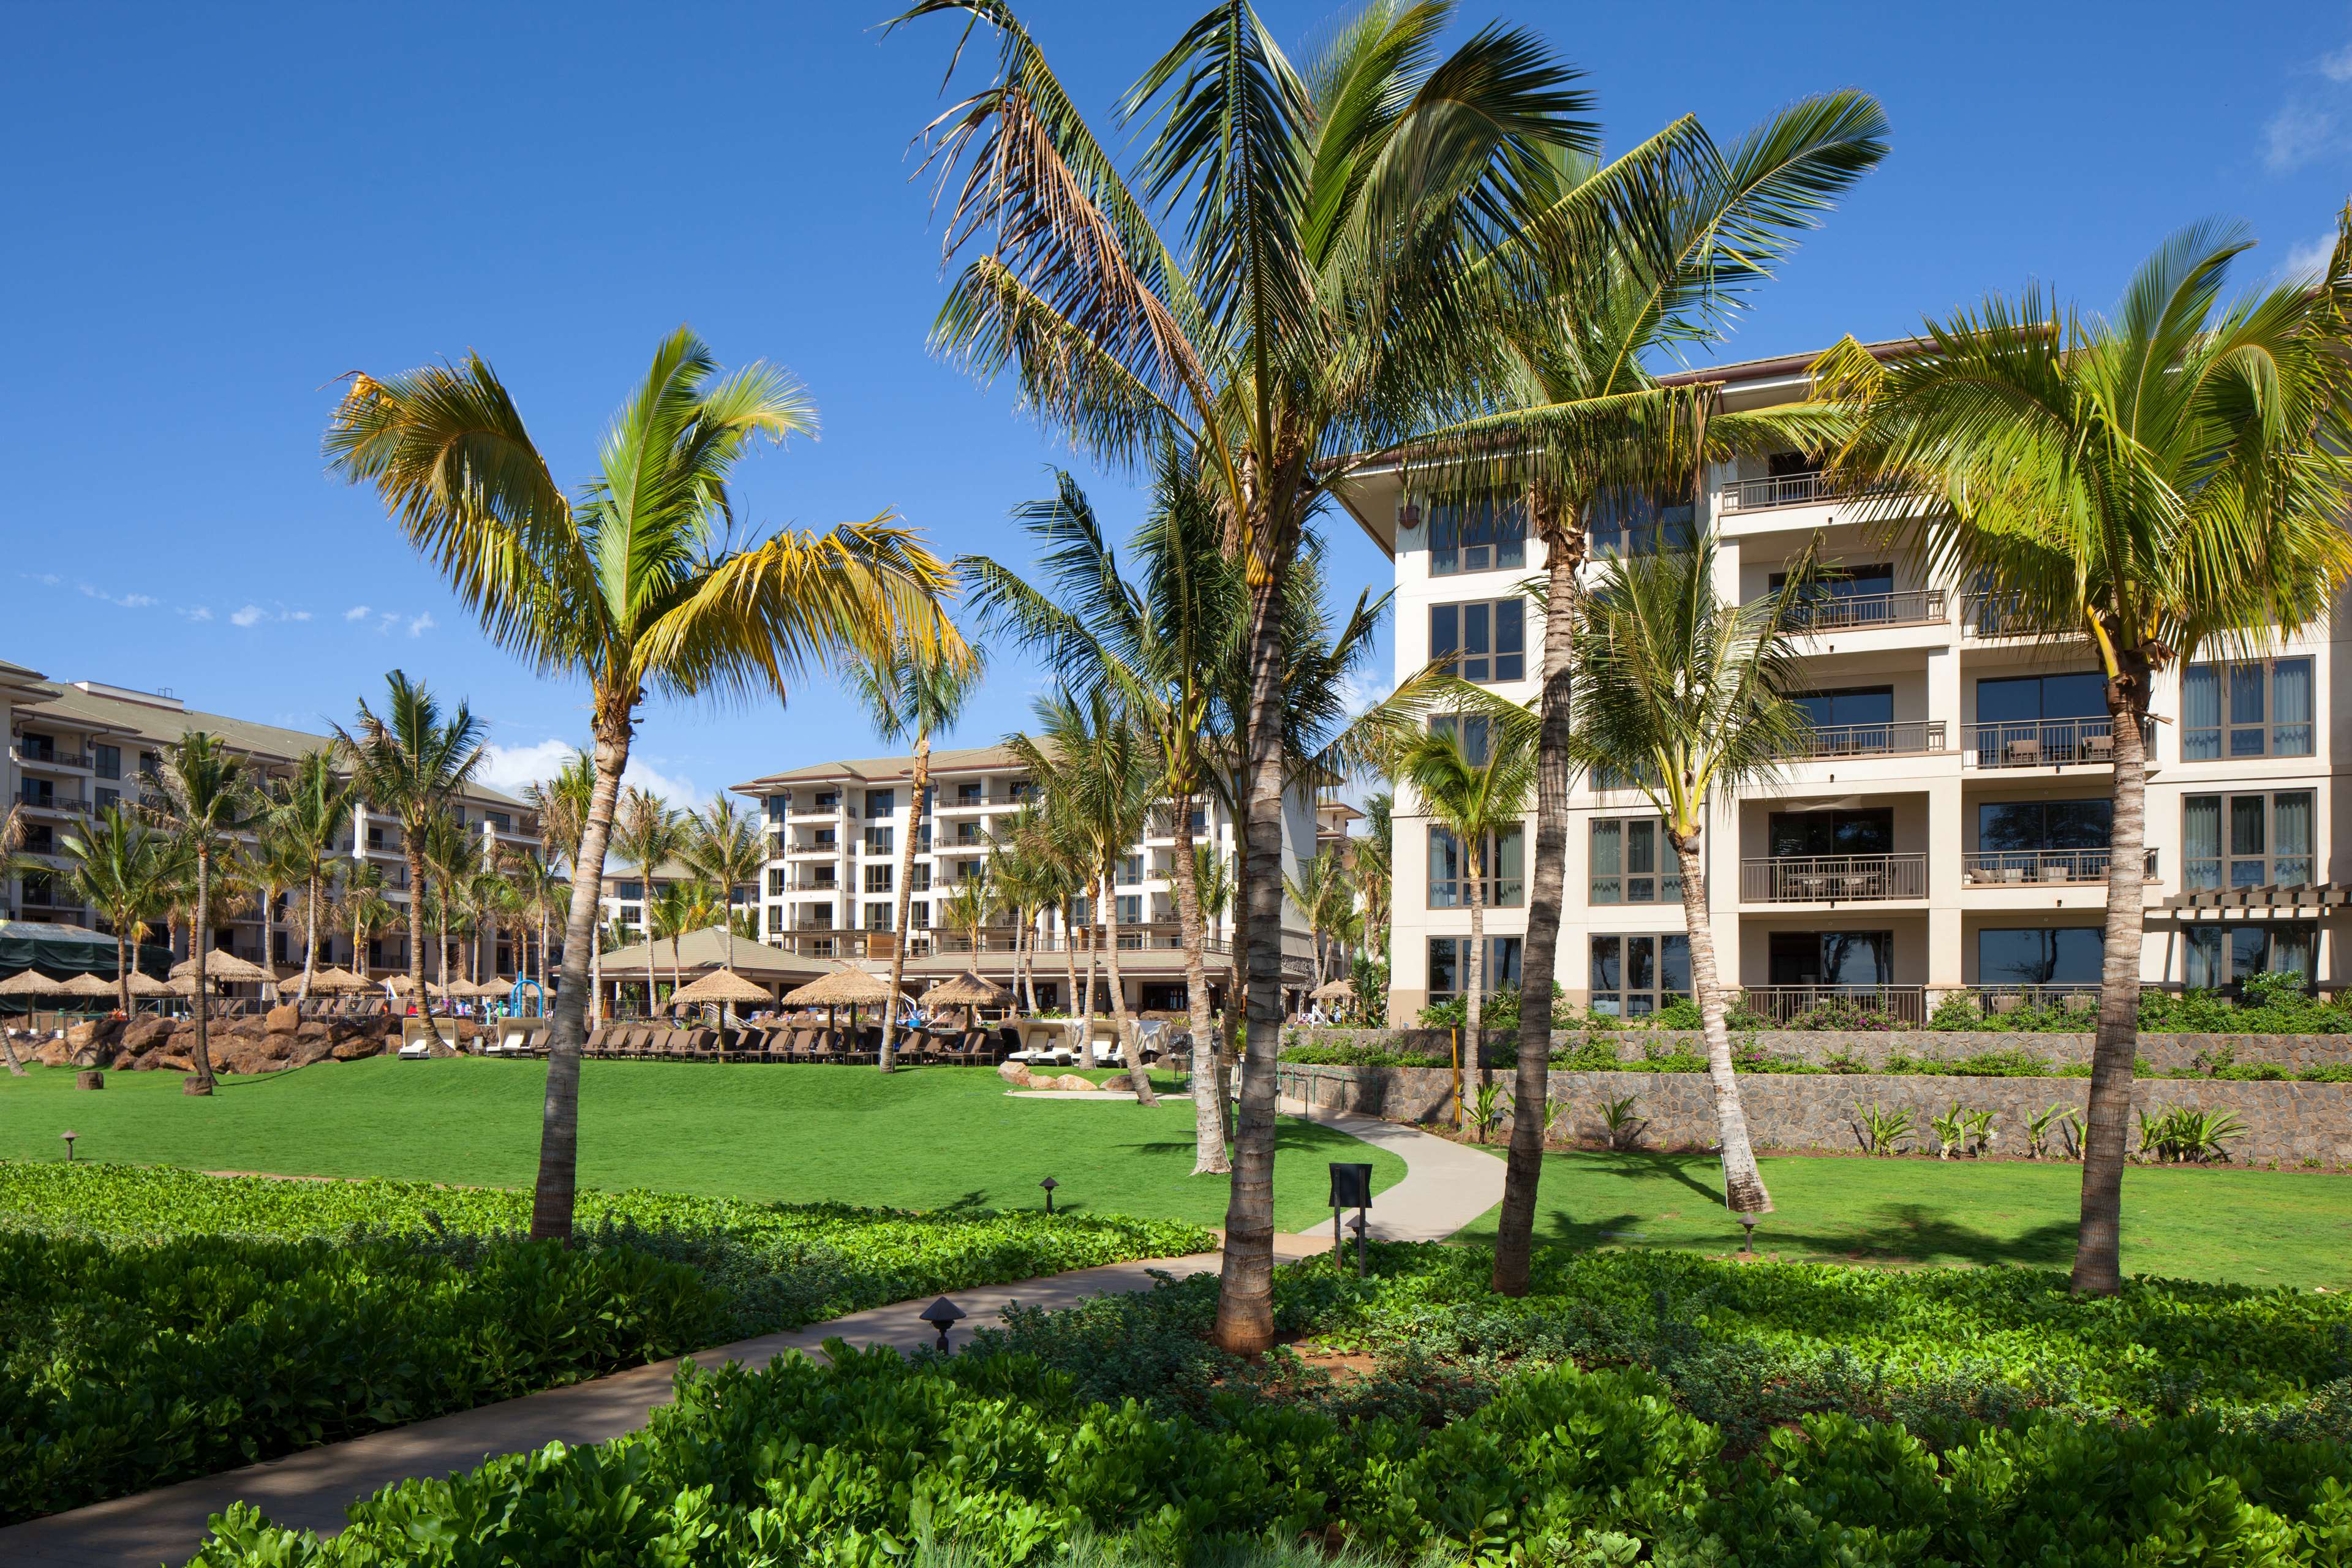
581;967;1019;1066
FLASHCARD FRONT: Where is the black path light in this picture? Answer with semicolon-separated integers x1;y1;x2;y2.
1039;1176;1058;1215
1328;1162;1373;1276
918;1296;967;1352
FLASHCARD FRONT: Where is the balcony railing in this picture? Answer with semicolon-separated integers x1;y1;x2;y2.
1779;720;1946;760
1957;984;2101;1017
1964;718;2144;769
15;791;88;815
10;747;94;771
1720;470;1843;513
1739;984;1926;1027
1962;848;2159;886
1962;592;2073;638
1779;589;1948;631
937;790;1033;810
1741;853;1927;903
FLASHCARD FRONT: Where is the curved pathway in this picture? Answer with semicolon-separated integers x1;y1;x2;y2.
2;1100;1499;1568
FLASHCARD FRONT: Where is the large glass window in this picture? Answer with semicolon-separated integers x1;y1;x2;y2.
1767;808;1894;857
1589;818;1681;903
1978;927;2105;986
2180;657;2314;759
1116;894;1143;925
1430;935;1523;1000
2182;791;2313;889
2184;921;2316;989
1428;713;1492;766
1770;564;1896;625
1796;687;1894;729
93;744;120;780
1430;598;1526;683
1588;933;1690;1017
865;901;894;932
1977;799;2113;850
1427;493;1527;576
1589;489;1695;558
865;789;896;817
1428;826;1525;908
864;864;893;893
1976;671;2107;725
1767;930;1893;986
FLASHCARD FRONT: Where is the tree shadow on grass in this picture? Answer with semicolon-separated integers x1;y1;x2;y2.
1533;1197;2078;1271
1558;1148;1725;1205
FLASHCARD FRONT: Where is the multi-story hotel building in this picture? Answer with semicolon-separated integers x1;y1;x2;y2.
1;660;540;978
729;744;1332;1011
1339;343;2351;1027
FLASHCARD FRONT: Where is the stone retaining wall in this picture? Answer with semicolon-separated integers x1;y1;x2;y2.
1286;1027;2352;1074
1276;1061;2352;1169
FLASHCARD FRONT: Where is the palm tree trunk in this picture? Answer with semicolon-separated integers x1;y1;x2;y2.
880;741;927;1071
299;875;320;1003
1098;867;1154;1106
189;851;217;1093
1060;897;1080;1025
2072;669;2152;1295
532;722;630;1242
1213;568;1290;1355
1670;829;1771;1215
1493;499;1580;1295
407;842;445;1050
1463;858;1485;1134
1169;793;1227;1172
1080;906;1101;1060
116;929;132;1019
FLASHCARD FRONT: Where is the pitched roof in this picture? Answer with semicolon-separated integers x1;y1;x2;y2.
598;925;821;978
733;742;1033;793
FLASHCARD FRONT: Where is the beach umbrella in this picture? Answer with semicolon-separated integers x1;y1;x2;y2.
123;971;173;998
924;971;1012;1009
1309;978;1355;1003
170;952;271;984
303;966;369;993
59;973;123;998
671;968;774;1008
0;970;67;997
782;967;895;1008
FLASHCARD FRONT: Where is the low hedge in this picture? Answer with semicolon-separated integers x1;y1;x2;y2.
1284;1040;2352;1083
186;1246;2352;1566
0;1163;1213;1525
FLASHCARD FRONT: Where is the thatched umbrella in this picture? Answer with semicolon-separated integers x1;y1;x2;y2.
60;973;121;1000
0;970;67;997
304;966;369;993
1309;978;1355;1003
924;971;1011;1009
671;968;775;1008
170;952;271;985
782;966;897;1050
123;970;173;998
166;973;211;997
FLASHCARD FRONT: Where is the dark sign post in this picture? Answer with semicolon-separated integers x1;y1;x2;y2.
1327;1161;1373;1276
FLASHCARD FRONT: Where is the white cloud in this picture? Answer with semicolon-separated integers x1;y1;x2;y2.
344;605;371;621
2286;233;2337;278
77;583;157;609
478;739;704;808
230;605;265;628
2324;42;2352;83
290;609;312;622
407;611;437;638
182;606;213;622
2266;99;2338;172
1337;667;1395;717
20;572;61;587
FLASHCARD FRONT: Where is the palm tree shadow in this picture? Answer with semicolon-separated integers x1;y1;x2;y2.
1574;1149;1724;1204
1760;1206;2078;1268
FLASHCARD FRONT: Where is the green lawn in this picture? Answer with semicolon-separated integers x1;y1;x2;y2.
0;1059;1402;1231
1452;1148;2352;1289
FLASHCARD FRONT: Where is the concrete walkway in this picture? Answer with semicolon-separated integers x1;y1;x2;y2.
1;1100;1500;1568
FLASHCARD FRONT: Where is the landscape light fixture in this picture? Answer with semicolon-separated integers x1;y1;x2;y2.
59;1131;75;1162
1348;1211;1369;1279
1740;1213;1757;1256
1039;1176;1058;1215
918;1296;967;1352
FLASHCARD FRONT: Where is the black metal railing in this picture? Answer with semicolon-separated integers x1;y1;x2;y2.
1738;984;1926;1026
1961;848;2158;885
1777;588;1948;631
1964;718;2148;768
1741;853;1928;903
1779;720;1946;760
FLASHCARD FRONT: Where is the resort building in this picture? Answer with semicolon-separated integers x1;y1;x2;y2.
0;660;540;979
595;860;759;940
731;745;1325;1012
1336;343;2352;1027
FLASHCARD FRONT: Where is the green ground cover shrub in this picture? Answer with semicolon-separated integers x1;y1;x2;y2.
186;1244;2352;1567
0;1163;1212;1525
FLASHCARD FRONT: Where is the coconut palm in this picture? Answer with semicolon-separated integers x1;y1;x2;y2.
965;461;1237;1161
1393;720;1534;1126
336;859;395;982
524;748;598;1013
1567;533;1815;1220
936;874;994;960
1355;791;1393;960
1282;851;1355;988
986;823;1056;1013
326;326;963;1242
418;811;486;1004
269;749;357;1001
647;878;714;1003
844;630;987;1071
59;805;183;1022
611;787;684;1019
148;731;265;1094
1819;216;2352;1295
1009;685;1158;1105
505;849;569;997
333;672;486;1048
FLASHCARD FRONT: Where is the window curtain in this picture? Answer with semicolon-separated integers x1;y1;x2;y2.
2272;658;2314;756
2274;791;2314;886
2182;796;2220;890
2180;665;2219;760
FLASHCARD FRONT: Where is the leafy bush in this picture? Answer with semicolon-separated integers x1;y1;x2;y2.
183;1246;2352;1567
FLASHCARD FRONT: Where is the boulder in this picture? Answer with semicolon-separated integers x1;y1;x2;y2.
289;1036;337;1068
225;1016;267;1042
265;1003;301;1035
32;1039;73;1068
108;1050;137;1071
294;1020;331;1042
214;1039;278;1076
64;1020;100;1053
1050;1073;1099;1093
121;1017;167;1052
149;1050;192;1073
997;1060;1035;1088
75;1069;104;1091
331;1033;386;1062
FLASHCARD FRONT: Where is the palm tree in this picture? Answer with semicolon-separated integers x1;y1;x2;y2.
890;0;1847;1352
1394;722;1535;1127
844;631;986;1070
1010;685;1158;1104
1820;216;2352;1295
937;875;994;962
1567;534;1815;1221
149;732;265;1094
681;797;766;925
59;805;181;1020
525;749;598;1016
505;849;569;1000
334;673;486;1047
610;787;684;1019
336;859;395;983
327;326;964;1242
647;878;713;1003
1355;792;1393;963
986;827;1050;1013
1282;851;1355;989
966;462;1239;1159
419;802;486;1008
270;749;356;1001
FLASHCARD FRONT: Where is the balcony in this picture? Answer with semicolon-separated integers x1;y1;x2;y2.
1962;848;2158;886
784;840;837;858
1779;588;1948;632
10;745;94;772
1738;984;1926;1027
15;790;89;816
1964;718;2140;769
1777;720;1946;761
784;877;839;894
1719;470;1844;514
935;790;1031;812
786;801;841;821
1963;592;2074;639
1741;853;1926;903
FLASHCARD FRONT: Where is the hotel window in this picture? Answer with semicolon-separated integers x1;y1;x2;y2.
616;880;644;900
909;900;930;930
487;812;510;832
1796;685;1894;742
1428;825;1525;908
1010;779;1038;803
1768;930;1893;987
1430;597;1525;683
1768;807;1893;858
2180;657;2313;760
911;863;931;892
1978;799;2112;853
1429;935;1522;1000
1428;712;1492;766
1116;894;1143;924
2182;791;2313;891
766;905;786;934
1589;818;1680;903
1978;927;2105;987
866;826;895;855
765;794;790;824
619;904;642;925
1427;492;1527;576
864;864;894;893
1118;853;1144;885
865;788;896;817
956;780;984;805
865;902;894;932
812;790;839;812
1588;933;1689;1017
95;786;119;813
92;745;120;780
767;868;787;897
1589;489;1695;558
2185;921;2316;990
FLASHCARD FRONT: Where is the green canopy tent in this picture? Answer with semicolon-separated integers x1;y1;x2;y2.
0;921;174;1018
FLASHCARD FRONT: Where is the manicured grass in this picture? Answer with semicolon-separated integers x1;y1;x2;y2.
0;1060;1402;1231
1452;1148;2352;1289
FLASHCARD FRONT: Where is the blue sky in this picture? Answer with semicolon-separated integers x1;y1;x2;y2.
4;1;2346;806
